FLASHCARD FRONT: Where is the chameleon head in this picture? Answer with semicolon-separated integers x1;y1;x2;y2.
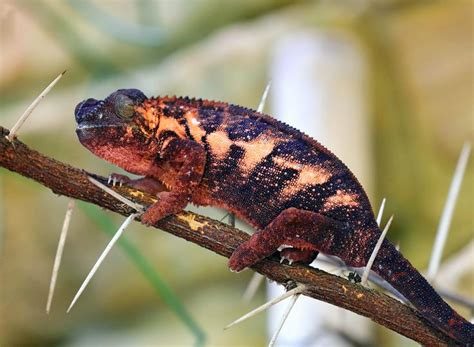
75;89;159;173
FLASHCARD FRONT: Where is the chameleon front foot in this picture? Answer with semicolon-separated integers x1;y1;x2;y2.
108;173;130;186
140;191;188;226
108;173;167;196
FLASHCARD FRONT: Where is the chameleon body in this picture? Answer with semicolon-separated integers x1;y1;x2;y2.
75;89;473;344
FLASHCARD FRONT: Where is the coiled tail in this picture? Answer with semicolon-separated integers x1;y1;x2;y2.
371;239;473;345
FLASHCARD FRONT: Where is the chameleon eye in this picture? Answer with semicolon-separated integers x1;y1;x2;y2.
114;94;135;119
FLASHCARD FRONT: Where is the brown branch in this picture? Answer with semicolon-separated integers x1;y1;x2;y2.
0;126;454;346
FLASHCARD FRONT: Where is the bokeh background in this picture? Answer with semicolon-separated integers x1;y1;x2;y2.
1;1;473;346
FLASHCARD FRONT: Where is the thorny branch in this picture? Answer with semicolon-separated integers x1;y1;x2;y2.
0;126;457;346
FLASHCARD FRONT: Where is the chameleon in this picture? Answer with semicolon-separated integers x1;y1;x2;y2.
75;88;473;345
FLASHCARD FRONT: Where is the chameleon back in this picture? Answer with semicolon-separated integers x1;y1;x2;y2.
149;98;377;232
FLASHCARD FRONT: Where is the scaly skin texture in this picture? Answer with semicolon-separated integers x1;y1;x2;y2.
75;89;473;345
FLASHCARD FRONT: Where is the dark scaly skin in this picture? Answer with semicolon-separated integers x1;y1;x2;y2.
75;89;473;345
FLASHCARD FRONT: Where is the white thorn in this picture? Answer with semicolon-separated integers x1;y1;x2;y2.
361;215;394;285
107;176;112;185
219;212;230;222
67;213;139;313
7;71;66;141
228;213;236;228
376;198;386;227
88;176;144;212
224;285;305;330
46;199;75;314
427;143;471;282
242;273;265;303
268;294;300;347
257;80;272;113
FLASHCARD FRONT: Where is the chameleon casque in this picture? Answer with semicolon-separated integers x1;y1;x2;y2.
75;89;473;344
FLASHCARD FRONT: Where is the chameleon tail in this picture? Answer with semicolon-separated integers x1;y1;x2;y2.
372;240;473;345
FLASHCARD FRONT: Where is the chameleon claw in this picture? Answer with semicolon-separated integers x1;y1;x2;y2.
279;255;294;265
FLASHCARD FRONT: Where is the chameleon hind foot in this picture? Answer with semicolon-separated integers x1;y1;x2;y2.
140;191;188;226
229;207;337;272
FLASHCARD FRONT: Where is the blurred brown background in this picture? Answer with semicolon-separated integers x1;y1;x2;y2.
1;1;473;346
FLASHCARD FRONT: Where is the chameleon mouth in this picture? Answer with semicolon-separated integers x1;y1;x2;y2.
76;123;123;130
75;125;98;144
76;123;117;136
76;124;102;130
75;123;123;142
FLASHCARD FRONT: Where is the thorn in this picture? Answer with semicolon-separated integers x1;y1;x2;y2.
46;199;75;314
257;80;272;113
427;143;471;282
268;294;300;347
67;213;139;313
6;71;66;141
242;273;265;303
376;198;386;227
361;215;394;285
224;285;305;330
219;212;230;222
228;213;235;228
88;176;144;212
107;176;112;185
219;212;235;226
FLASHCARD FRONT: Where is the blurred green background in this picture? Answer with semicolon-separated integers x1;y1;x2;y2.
1;1;472;346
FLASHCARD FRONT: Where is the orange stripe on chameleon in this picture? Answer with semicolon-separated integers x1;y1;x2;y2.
235;134;281;174
273;156;332;199
135;105;159;130
184;111;206;143
322;190;359;212
157;116;186;139
207;131;233;160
